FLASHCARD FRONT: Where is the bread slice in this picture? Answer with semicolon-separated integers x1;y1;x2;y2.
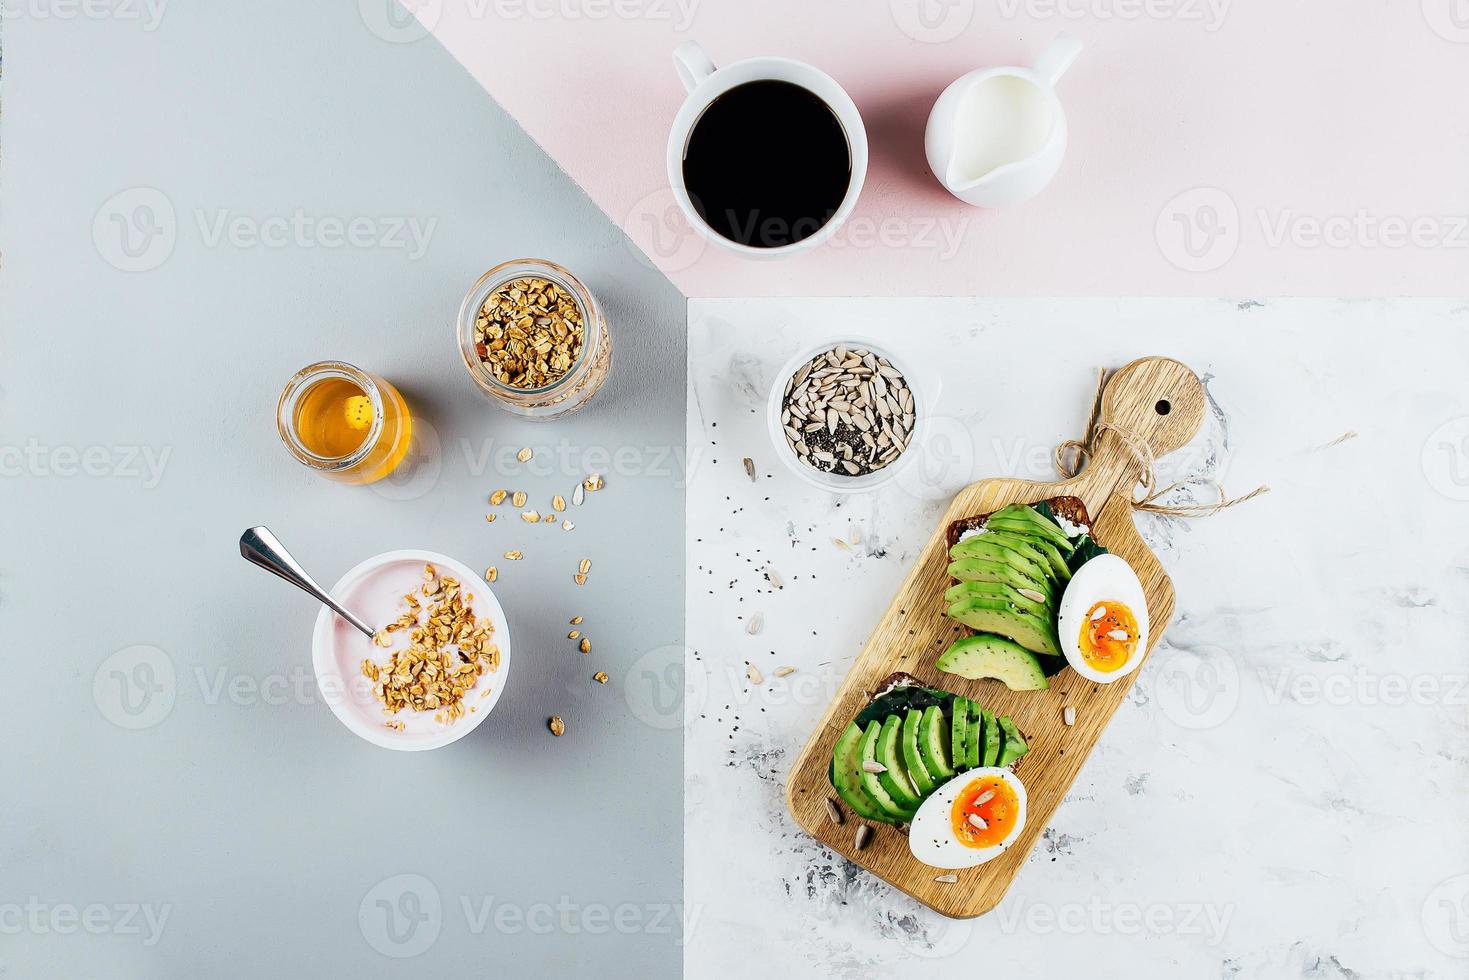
944;494;1092;551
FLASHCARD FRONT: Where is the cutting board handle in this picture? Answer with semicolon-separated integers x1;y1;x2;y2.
1098;357;1206;458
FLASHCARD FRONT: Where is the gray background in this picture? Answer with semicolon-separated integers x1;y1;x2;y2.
0;3;684;977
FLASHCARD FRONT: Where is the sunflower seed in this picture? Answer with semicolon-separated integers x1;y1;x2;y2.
743;457;756;482
848;525;862;545
854;824;872;850
933;873;958;884
1063;705;1077;726
746;613;763;635
1091;606;1108;621
861;760;886;774
572;483;585;506
974;790;995;806
825;797;844;825
1108;629;1130;641
774;665;796;677
967;813;989;830
746;662;763;684
1018;588;1047;603
765;567;784;589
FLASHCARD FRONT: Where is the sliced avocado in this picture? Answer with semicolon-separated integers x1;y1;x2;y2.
948;537;1053;586
900;709;936;796
950;697;970;772
988;503;1076;552
981;709;1002;766
936;634;1050;691
998;716;1029;767
942;580;1052;620
965;700;982;769
988;526;1072;580
946;557;1055;601
829;721;897;823
970;529;1070;583
946;599;1062;657
918;705;954;780
859;720;916;822
877;715;924;809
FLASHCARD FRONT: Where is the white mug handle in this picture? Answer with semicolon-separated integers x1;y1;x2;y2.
673;40;716;93
1032;32;1083;87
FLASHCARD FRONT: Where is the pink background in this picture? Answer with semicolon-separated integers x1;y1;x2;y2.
410;0;1469;297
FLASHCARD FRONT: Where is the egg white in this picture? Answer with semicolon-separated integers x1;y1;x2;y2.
1057;553;1150;684
908;768;1027;870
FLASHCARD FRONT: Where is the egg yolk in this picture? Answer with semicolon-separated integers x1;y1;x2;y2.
1079;600;1139;673
950;776;1019;849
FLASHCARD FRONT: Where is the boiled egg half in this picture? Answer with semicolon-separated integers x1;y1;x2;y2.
1057;553;1150;683
908;768;1027;870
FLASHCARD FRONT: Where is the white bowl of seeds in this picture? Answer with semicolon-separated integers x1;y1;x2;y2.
767;339;928;494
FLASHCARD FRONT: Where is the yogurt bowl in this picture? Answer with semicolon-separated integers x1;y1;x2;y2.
311;549;512;751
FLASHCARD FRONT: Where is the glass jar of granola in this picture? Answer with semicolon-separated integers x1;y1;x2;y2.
456;259;611;420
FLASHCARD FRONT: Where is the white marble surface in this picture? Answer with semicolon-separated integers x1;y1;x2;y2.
685;299;1469;979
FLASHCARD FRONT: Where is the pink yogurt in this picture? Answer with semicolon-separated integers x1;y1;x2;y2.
311;550;513;751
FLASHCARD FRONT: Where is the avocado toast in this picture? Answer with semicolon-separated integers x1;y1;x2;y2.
935;496;1108;690
829;672;1030;826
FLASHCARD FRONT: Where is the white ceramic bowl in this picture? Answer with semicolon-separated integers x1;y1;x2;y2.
766;338;934;494
311;549;513;751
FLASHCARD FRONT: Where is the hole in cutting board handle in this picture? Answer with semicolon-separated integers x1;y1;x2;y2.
1154;399;1172;416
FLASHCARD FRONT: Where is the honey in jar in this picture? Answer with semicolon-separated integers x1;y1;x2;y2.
277;362;413;484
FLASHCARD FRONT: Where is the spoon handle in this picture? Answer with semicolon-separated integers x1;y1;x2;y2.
239;526;377;639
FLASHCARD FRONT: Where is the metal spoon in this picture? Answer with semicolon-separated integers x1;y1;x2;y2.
239;526;377;639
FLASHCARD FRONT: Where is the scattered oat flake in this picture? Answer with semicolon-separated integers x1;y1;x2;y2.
512;491;528;508
484;513;497;523
746;662;764;684
570;616;583;625
774;666;796;677
504;550;523;560
582;473;604;493
832;537;850;551
848;524;862;545
490;489;507;506
743;457;755;482
517;447;533;462
372;631;391;648
521;510;540;523
578;558;592;575
568;630;581;640
593;671;608;684
547;715;565;737
485;567;497;583
543;513;557;524
552;494;566;512
746;613;763;635
562;520;575;531
574;572;587;586
579;637;591;654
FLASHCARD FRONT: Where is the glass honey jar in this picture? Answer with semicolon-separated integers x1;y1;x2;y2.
277;361;413;484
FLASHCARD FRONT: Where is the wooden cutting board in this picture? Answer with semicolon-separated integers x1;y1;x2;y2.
784;357;1207;919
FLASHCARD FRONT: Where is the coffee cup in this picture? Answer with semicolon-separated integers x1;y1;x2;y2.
666;41;868;258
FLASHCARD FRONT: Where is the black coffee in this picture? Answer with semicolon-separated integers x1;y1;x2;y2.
681;80;852;249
